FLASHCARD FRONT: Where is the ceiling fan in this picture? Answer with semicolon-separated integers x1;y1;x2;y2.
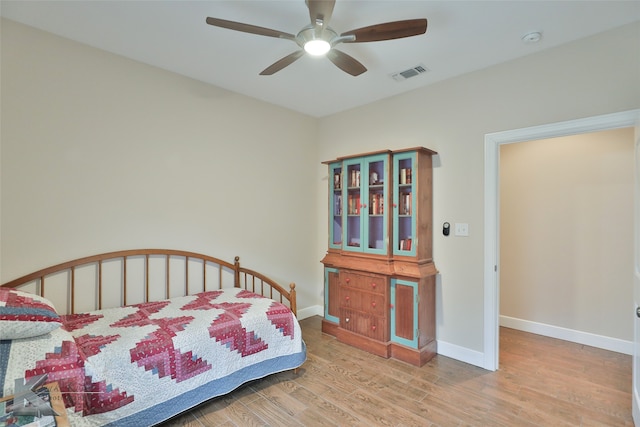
205;0;427;76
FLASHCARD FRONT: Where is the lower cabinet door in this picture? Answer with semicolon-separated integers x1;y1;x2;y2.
390;279;419;348
324;267;340;324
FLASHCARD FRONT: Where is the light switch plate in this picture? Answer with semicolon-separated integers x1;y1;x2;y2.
455;223;469;236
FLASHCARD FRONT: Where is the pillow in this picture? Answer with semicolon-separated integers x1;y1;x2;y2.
0;287;62;339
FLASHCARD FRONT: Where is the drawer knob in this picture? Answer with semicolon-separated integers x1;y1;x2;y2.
370;283;376;288
371;325;377;331
345;278;350;284
345;317;350;323
345;296;350;301
371;302;376;308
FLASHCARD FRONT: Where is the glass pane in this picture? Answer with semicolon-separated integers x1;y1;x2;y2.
397;156;414;252
368;216;384;249
346;162;361;248
368;159;385;249
331;165;342;246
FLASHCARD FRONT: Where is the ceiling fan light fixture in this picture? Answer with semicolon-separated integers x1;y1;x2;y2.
304;39;331;56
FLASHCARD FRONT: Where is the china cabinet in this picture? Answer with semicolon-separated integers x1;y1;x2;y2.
321;147;437;366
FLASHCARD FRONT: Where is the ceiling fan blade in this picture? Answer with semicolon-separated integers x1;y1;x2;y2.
306;0;336;26
326;49;367;76
259;50;306;75
341;18;427;43
206;17;296;41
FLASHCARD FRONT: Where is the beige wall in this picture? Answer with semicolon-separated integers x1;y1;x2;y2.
2;17;639;361
316;22;640;354
500;128;634;341
0;19;319;309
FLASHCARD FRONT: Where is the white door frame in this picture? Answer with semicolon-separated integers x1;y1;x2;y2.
483;109;640;372
633;114;640;424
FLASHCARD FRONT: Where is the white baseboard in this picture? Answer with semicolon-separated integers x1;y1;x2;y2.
500;315;633;355
297;305;324;320
436;340;485;368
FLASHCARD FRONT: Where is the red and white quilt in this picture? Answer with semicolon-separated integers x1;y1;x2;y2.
0;288;306;426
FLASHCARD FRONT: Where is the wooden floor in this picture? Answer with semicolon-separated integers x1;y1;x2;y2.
161;315;633;426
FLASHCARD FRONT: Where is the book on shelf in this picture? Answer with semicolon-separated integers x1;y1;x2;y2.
400;168;406;185
347;194;360;215
399;237;412;251
369;193;384;215
399;168;413;185
335;195;342;216
399;192;412;215
350;169;361;187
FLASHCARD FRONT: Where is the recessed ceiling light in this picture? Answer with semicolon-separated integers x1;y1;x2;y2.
521;31;543;44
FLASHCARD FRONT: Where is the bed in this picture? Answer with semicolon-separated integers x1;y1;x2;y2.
0;249;306;426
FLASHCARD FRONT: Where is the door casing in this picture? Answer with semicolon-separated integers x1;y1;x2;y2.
632;113;640;424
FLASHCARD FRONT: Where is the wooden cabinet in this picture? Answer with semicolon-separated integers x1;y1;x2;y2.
322;147;437;366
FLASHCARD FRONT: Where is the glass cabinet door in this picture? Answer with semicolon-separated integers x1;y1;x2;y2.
343;154;388;254
393;152;417;256
329;162;343;249
365;155;388;254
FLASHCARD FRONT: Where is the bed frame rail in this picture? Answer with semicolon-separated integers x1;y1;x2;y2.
1;249;297;316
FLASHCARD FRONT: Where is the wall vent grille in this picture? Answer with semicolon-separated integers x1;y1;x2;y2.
391;64;429;81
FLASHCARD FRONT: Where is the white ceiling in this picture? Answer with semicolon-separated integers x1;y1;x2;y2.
2;1;639;117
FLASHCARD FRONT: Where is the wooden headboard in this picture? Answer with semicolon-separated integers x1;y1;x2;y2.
1;249;297;316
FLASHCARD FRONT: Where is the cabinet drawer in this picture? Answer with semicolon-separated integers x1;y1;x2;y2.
340;270;386;294
339;288;387;317
340;309;388;341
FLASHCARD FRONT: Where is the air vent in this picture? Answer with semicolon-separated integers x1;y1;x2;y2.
391;64;429;82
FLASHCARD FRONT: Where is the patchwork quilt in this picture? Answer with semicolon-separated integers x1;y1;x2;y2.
0;288;306;426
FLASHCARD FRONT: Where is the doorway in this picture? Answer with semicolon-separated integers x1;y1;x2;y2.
499;129;633;354
483;109;640;371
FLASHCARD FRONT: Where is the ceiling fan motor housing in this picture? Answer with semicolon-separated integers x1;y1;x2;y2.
297;25;339;51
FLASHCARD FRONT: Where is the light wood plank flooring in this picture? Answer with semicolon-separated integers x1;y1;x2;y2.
161;316;632;426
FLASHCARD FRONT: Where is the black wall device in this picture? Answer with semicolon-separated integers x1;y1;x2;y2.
443;222;450;236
